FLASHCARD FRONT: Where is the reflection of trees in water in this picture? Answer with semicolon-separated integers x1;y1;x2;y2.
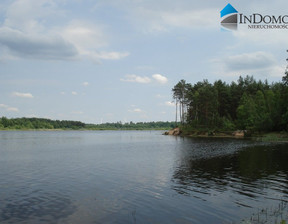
0;190;76;223
172;144;288;198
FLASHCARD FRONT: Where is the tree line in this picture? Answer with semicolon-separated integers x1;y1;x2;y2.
0;117;86;130
87;121;175;130
0;117;175;130
172;75;288;132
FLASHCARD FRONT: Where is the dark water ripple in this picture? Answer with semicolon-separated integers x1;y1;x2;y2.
0;131;288;224
172;139;288;222
0;191;75;224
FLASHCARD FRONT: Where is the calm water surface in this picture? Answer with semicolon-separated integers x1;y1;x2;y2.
0;130;288;224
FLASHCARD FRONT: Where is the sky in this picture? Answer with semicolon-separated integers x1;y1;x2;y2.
0;0;287;123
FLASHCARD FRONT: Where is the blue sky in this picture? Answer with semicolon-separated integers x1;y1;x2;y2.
0;0;287;123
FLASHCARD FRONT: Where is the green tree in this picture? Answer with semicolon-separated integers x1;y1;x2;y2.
214;80;231;118
1;116;10;128
229;81;243;120
186;80;218;128
283;73;288;85
236;93;257;130
0;118;4;129
254;90;272;132
172;80;190;125
197;81;218;127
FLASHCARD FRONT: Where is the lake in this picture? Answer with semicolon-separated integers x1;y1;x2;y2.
0;130;287;224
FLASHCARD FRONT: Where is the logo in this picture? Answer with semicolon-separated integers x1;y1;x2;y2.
220;3;288;31
220;3;238;30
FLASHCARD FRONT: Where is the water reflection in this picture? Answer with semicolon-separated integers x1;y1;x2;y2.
172;139;288;204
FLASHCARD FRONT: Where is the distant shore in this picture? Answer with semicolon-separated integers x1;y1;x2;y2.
0;117;175;131
0;128;169;131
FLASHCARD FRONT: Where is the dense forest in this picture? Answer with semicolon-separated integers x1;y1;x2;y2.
0;117;86;130
0;117;175;130
172;75;288;133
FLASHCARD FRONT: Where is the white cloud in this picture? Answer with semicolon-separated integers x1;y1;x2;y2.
152;74;168;84
120;74;151;84
93;1;219;33
82;82;89;86
59;20;130;61
120;74;168;84
234;26;288;46
223;51;277;72
0;27;78;60
156;8;218;29
0;103;19;112
0;0;77;60
71;91;78;95
90;51;130;61
269;65;286;78
61;21;108;52
60;20;129;62
133;108;142;113
12;91;34;98
4;0;58;33
128;108;143;113
127;5;219;33
211;51;284;79
0;1;129;62
164;101;175;107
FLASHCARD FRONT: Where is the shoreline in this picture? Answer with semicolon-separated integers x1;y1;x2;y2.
164;128;288;143
1;128;288;143
0;128;168;131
